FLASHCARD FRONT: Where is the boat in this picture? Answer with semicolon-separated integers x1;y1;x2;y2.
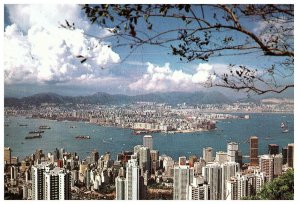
280;122;286;128
29;130;44;134
25;133;42;139
75;135;90;139
19;124;28;126
282;129;289;133
132;130;148;135
39;125;51;129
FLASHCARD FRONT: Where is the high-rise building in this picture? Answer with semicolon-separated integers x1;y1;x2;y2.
150;150;159;173
282;147;288;165
143;135;153;150
221;162;240;199
139;147;151;175
259;154;274;182
226;177;238;200
188;177;210;200
250;136;259;166
4;147;11;165
235;171;265;199
193;159;206;176
202;163;223;200
215;151;227;164
189;155;198;167
44;167;71;200
203;147;213;162
32;164;46;200
125;157;140;200
273;154;283;177
179;156;187;166
227;142;239;163
268;144;279;155
90;149;99;164
287;143;294;168
115;176;126;200
10;165;18;180
173;164;193;200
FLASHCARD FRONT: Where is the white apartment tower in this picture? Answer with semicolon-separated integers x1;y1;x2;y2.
32;164;46;200
125;157;140;200
173;164;194;200
227;142;239;162
115;176;126;200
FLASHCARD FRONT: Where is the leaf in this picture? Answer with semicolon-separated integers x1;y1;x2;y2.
80;58;87;63
185;5;191;13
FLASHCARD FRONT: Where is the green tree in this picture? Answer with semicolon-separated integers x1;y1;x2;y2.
244;169;294;200
68;4;294;95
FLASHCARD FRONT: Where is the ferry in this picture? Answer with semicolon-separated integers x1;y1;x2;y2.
39;125;51;129
29;130;44;134
25;133;42;139
75;135;90;139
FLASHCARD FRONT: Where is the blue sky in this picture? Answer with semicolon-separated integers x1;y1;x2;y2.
3;4;294;98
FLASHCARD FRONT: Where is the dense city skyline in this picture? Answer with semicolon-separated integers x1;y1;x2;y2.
3;3;295;201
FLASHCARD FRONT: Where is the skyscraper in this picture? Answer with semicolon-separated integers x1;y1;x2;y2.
202;163;223;200
173;164;193;200
90;149;99;164
259;154;274;182
227;142;239;163
282;147;288;165
150;150;159;174
215;151;227;164
44;167;71;200
250;136;259;166
115;176;126;200
139;147;151;175
273;154;283;177
221;162;240;199
32;164;71;200
4;147;11;165
268;144;279;155
143;135;153;150
203;147;213;162
125;157;140;200
287;143;294;168
32;164;46;200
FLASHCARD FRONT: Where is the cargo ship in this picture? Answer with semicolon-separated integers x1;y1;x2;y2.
25;133;42;139
39;125;51;129
75;135;90;139
29;130;44;134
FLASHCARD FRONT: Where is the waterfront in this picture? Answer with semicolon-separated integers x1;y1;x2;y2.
4;113;294;160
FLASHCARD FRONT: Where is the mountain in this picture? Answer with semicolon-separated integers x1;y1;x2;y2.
4;91;233;107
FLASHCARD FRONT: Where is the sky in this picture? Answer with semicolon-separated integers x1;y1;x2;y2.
3;4;294;99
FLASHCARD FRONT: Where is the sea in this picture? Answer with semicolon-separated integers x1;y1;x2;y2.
4;113;294;162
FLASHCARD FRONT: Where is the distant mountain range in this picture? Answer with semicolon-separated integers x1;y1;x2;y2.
4;91;235;107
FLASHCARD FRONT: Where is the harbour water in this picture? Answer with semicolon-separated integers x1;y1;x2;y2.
4;113;294;161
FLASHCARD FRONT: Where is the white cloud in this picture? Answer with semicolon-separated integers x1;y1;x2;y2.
128;62;216;92
4;5;120;85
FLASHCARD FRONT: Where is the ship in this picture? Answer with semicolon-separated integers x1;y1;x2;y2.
280;122;286;128
282;128;289;133
75;135;90;139
25;133;42;139
29;130;44;134
39;125;51;129
19;124;28;126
